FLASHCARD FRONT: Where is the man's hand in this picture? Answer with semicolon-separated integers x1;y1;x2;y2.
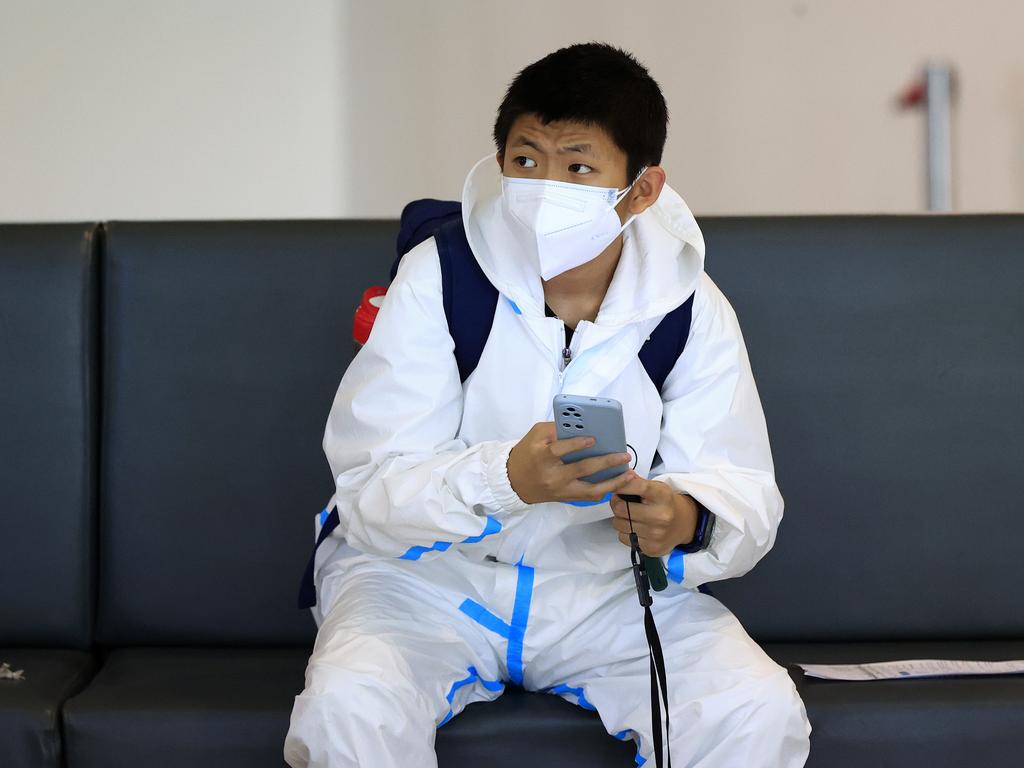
507;422;636;505
609;476;699;557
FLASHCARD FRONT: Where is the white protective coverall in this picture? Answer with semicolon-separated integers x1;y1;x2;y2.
284;154;812;767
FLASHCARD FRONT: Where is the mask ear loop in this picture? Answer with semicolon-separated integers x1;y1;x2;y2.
615;165;650;200
613;166;650;232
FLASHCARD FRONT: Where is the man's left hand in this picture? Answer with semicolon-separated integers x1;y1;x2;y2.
609;472;699;557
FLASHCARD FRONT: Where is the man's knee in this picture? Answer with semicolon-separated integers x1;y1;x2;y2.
673;668;809;768
739;668;812;755
285;635;440;767
303;633;437;722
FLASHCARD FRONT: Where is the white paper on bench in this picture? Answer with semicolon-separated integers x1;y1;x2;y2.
797;659;1024;681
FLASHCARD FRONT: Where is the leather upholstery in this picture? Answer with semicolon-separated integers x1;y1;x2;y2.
703;215;1024;641
96;220;393;646
768;640;1024;766
0;223;98;648
2;215;1022;767
0;649;95;768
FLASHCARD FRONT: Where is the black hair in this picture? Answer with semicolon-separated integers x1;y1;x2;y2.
493;42;669;183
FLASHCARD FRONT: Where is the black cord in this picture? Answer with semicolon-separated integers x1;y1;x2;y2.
625;495;673;768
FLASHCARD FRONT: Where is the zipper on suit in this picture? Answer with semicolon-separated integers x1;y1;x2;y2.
558;320;584;374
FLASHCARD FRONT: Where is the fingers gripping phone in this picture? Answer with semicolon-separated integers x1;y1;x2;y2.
553;393;668;591
553;394;636;485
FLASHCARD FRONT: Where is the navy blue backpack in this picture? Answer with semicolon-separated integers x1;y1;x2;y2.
298;199;696;609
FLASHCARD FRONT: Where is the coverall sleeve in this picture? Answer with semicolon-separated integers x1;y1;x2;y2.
321;236;532;560
648;272;785;588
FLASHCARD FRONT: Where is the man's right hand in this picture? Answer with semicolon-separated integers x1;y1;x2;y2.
506;421;637;505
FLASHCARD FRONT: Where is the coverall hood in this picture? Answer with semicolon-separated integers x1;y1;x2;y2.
461;153;707;327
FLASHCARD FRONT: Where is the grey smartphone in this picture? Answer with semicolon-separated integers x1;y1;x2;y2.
553;393;633;484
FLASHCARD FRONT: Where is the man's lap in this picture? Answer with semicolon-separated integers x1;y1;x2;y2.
308;555;788;716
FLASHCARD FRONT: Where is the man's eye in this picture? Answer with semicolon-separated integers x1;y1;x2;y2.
515;156;537;168
569;163;594;174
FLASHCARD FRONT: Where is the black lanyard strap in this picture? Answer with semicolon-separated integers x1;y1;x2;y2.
626;500;672;768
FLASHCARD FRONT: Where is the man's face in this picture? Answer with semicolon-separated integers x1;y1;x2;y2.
497;113;631;190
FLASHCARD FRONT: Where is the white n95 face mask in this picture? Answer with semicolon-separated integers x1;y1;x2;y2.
501;166;648;281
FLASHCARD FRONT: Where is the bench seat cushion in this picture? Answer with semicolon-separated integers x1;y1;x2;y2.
61;647;637;767
766;640;1024;768
0;649;95;768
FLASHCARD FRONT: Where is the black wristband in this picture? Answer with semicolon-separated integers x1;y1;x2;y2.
677;496;714;554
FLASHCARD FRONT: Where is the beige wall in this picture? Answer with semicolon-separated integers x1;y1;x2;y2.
2;0;1022;222
0;0;348;222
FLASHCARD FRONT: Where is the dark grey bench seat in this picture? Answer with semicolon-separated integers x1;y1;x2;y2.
1;215;1021;767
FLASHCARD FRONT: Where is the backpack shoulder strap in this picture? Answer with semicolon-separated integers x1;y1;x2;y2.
640;291;696;523
434;217;499;383
638;292;696;393
393;199;463;281
637;291;713;598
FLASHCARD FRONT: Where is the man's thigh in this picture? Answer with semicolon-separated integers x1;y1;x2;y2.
525;576;811;767
308;560;505;719
286;559;507;767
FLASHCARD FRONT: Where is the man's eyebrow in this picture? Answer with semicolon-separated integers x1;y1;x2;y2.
511;135;597;158
563;143;595;156
512;136;551;152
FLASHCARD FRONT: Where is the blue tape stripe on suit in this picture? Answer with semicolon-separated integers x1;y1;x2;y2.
458;599;511;638
613;729;646;765
453;559;535;686
299;510;501;607
547;683;597;711
667;547;685;583
399;515;502;560
461;515;502;543
398;540;453;560
507;558;535;685
438;665;504;728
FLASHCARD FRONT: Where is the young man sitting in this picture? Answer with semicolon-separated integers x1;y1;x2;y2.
285;41;811;768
